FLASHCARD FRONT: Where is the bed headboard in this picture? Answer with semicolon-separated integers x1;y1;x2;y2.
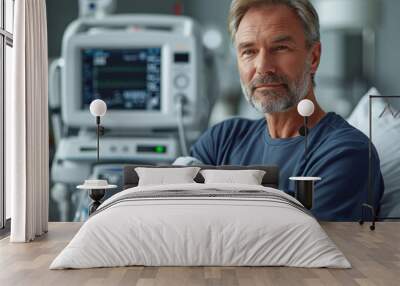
123;165;279;189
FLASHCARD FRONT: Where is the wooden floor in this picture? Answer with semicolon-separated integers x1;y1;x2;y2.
0;222;399;286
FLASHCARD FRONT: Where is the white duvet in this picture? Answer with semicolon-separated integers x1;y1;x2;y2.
50;183;351;269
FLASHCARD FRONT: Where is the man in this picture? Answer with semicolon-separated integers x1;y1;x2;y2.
189;0;384;221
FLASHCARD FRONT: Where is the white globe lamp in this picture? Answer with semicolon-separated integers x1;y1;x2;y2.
297;99;315;158
90;99;107;117
297;99;315;117
89;99;107;162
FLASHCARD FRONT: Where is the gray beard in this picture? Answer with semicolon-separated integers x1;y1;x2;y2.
241;60;312;114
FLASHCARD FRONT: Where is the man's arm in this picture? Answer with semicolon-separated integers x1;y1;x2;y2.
190;128;217;165
189;121;229;165
306;141;384;221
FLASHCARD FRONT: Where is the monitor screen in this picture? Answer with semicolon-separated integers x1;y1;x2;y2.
81;48;162;111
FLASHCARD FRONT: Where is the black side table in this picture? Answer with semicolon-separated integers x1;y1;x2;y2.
289;177;321;210
77;181;117;215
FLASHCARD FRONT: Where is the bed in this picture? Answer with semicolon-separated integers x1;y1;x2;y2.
50;165;350;269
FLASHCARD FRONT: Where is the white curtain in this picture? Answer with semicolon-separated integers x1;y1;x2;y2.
8;0;49;242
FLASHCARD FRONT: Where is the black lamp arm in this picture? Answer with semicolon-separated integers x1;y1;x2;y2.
96;116;100;162
304;116;309;159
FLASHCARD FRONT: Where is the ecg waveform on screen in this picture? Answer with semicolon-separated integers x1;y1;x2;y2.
81;48;162;111
93;66;147;73
94;81;148;89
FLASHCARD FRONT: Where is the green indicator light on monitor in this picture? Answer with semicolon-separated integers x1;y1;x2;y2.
155;146;165;153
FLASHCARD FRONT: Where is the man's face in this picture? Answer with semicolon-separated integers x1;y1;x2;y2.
235;4;321;114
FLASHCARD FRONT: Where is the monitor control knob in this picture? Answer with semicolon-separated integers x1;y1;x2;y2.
174;74;189;89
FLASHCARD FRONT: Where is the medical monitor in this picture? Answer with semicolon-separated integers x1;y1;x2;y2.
81;48;162;111
61;15;209;130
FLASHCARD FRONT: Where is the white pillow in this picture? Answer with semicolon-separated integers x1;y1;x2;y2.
347;87;400;218
135;167;201;186
200;169;266;185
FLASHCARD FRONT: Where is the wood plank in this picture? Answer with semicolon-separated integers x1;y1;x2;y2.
0;222;399;286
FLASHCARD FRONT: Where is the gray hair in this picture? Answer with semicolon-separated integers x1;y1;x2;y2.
228;0;320;48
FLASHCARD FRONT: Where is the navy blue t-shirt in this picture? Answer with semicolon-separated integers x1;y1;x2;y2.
190;112;384;221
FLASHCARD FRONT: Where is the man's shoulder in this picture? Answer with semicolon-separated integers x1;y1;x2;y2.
320;112;370;148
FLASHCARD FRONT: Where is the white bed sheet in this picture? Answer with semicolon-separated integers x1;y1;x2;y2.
50;183;351;269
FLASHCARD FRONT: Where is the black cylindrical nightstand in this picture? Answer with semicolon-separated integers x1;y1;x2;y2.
289;177;321;210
